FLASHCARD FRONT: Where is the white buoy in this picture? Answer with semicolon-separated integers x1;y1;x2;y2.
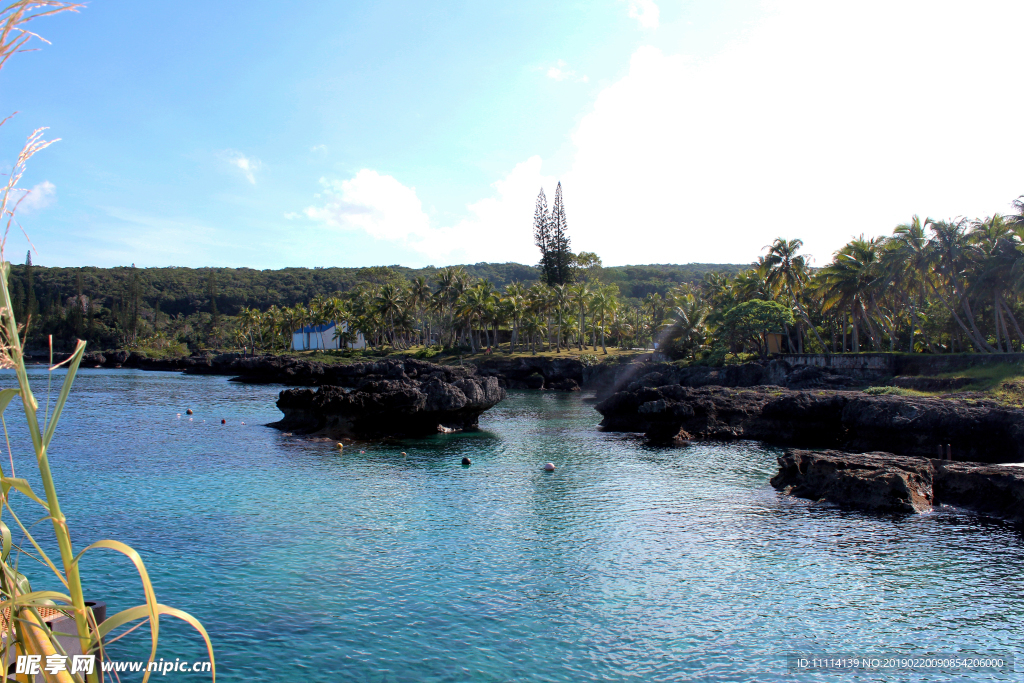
544;462;556;472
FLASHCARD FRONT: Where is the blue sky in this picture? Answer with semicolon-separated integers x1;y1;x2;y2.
3;1;1023;269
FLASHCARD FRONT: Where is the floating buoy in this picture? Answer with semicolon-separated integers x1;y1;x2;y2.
176;413;181;418
401;452;407;458
360;450;365;454
221;419;226;424
337;443;344;449
241;421;246;425
543;462;556;472
186;409;193;415
461;457;471;466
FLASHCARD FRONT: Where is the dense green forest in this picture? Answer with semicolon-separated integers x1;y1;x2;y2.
11;257;743;352
229;200;1024;361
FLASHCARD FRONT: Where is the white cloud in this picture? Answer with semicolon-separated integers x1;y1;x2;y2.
16;181;55;214
558;0;1024;265
303;1;1024;268
300;158;555;263
310;144;327;154
304;170;431;242
222;151;261;184
546;60;588;83
623;0;659;28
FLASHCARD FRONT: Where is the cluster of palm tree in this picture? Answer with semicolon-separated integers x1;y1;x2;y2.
234;267;634;355
657;201;1024;357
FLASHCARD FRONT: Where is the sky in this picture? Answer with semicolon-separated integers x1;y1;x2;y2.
2;0;1023;270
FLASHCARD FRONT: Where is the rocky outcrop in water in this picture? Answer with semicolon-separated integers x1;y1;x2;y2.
268;360;506;438
595;385;1024;463
772;448;1024;523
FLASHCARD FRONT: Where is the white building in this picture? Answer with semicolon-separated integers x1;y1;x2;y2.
291;321;367;351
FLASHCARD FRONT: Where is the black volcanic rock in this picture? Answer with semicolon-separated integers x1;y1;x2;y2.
771;449;934;513
596;385;1024;462
268;363;506;439
772;448;1024;523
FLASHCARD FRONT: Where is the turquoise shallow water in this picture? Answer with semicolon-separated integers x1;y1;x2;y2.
4;368;1024;681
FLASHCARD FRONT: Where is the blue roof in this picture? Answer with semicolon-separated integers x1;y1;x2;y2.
296;322;339;333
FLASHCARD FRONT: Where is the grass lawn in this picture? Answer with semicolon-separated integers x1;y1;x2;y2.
932;362;1024;406
865;361;1024;406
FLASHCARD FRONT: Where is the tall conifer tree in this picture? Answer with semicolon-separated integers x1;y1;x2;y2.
550;182;573;285
24;250;36;321
533;188;554;283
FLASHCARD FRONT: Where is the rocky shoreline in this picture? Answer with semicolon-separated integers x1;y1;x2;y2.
595;384;1024;463
771;449;1024;523
53;349;867;394
268;359;506;439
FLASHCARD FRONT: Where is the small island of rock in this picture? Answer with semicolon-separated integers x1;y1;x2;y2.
268;359;506;439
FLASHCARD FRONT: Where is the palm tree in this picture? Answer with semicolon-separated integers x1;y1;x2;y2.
610;319;633;349
883;216;931;352
590;286;618;354
521;313;545;355
504;282;526;354
528;283;552;351
375;283;405;348
970;214;1022;352
763;237;830;353
659;292;709;359
818;237;885;352
570;281;591;351
551;284;570;352
927;218;996;352
409;275;433;346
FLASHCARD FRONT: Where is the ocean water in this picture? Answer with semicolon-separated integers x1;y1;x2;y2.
3;368;1023;682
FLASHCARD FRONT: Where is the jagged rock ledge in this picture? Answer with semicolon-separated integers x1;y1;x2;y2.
50;350;867;396
268;360;506;439
772;449;1024;523
595;385;1024;463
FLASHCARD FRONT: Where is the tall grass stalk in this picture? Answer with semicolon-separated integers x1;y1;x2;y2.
0;2;214;681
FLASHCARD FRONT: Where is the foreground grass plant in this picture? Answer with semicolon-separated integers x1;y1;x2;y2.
0;2;213;681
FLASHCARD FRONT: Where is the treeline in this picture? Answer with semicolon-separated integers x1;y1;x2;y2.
10;257;740;352
657;204;1024;360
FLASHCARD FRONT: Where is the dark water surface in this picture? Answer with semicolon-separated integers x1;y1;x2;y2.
5;369;1023;681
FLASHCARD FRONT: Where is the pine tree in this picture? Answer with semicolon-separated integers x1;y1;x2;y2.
550;182;573;285
24;250;37;322
533;188;554;284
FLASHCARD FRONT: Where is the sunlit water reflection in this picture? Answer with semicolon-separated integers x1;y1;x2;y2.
3;368;1021;681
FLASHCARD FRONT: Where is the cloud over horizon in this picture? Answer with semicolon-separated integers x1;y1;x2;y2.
301;157;555;263
298;0;1024;268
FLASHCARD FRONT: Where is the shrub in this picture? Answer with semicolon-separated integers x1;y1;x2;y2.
864;386;915;396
